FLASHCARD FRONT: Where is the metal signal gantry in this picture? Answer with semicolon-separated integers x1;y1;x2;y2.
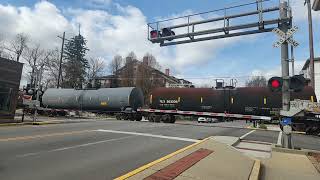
147;0;291;47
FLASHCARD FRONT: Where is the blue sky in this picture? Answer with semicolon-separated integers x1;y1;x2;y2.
0;0;319;86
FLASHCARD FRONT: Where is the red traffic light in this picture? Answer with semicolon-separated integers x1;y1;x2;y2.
268;77;282;92
150;30;159;39
271;79;280;88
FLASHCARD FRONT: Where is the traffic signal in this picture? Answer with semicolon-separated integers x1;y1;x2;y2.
268;77;282;92
150;30;160;39
268;75;306;92
289;75;306;92
161;28;175;41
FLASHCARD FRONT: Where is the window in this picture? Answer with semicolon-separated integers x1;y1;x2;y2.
0;88;12;111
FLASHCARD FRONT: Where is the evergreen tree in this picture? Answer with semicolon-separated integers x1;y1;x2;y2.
63;33;89;88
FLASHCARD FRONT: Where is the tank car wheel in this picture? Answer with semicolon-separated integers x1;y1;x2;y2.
162;114;171;123
124;115;129;120
169;115;176;123
129;115;135;121
135;114;142;121
154;115;161;123
115;114;121;120
149;114;156;122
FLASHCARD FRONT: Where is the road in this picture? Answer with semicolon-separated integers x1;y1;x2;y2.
0;119;319;180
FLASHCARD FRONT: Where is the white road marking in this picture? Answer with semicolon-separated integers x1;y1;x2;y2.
277;131;282;146
16;135;134;158
95;129;199;142
239;130;256;140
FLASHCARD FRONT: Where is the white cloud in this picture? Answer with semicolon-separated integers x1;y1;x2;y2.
0;1;259;87
0;1;70;49
291;0;320;21
249;60;306;80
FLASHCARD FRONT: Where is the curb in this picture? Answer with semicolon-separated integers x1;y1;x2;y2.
0;122;26;127
249;159;261;180
246;126;306;134
25;121;62;125
114;137;210;180
272;144;320;155
176;122;247;130
0;121;65;127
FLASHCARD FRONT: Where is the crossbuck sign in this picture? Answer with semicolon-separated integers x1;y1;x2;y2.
272;26;299;48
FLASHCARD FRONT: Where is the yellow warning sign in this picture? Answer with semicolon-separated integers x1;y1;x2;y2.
100;102;107;106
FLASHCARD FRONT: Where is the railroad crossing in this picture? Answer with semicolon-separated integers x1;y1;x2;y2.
147;0;309;149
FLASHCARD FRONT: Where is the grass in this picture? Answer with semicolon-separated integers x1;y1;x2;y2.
258;123;268;129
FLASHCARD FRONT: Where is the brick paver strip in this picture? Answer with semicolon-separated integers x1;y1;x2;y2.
144;148;213;180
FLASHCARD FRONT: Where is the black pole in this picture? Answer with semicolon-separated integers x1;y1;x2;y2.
57;32;65;88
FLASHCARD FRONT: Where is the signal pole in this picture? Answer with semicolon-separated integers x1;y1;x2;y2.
57;32;65;88
279;1;292;149
306;0;315;90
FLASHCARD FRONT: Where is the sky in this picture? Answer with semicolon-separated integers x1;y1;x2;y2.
0;0;319;87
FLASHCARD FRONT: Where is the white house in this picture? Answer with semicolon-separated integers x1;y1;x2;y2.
301;57;320;101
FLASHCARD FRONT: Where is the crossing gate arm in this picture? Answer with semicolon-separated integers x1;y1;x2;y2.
137;108;271;121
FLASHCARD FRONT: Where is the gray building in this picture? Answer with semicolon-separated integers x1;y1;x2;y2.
0;57;23;122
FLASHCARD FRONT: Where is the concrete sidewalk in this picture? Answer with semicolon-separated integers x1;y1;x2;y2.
118;137;258;180
116;136;320;180
262;151;320;180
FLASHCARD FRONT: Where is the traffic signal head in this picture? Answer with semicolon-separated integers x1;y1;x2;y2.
268;77;282;92
289;75;306;92
161;28;175;41
150;30;160;39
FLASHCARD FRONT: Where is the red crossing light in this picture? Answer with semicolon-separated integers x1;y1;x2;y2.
268;77;282;92
150;30;159;39
271;79;280;88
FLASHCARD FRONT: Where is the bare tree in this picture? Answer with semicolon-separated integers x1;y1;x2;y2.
121;52;137;87
24;44;52;89
11;33;29;62
87;57;106;88
43;48;61;88
142;53;161;70
126;51;137;63
109;55;123;74
246;76;267;87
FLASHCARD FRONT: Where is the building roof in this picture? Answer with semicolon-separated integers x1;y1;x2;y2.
313;0;320;11
302;57;320;70
115;59;192;84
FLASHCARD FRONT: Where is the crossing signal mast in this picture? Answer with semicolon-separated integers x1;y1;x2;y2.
147;0;301;148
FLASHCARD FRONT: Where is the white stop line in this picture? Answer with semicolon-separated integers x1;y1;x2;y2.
95;129;199;142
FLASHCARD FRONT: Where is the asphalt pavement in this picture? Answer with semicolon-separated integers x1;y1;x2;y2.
0;119;319;180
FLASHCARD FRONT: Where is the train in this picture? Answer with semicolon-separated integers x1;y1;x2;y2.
21;85;320;135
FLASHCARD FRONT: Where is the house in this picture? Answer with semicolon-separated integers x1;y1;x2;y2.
301;57;320;101
93;59;192;88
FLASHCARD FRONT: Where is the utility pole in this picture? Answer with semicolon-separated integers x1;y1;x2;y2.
291;45;295;76
57;32;65;88
306;0;315;89
279;1;292;149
